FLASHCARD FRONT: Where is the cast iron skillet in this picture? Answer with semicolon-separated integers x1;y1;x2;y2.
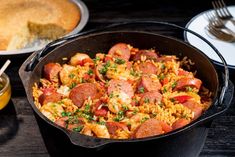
19;21;233;149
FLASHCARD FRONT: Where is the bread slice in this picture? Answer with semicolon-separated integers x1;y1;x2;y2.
0;0;81;51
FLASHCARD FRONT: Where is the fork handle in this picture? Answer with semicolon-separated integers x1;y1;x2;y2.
222;26;235;37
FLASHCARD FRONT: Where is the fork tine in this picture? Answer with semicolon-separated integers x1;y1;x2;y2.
217;0;228;18
212;1;224;18
212;1;221;18
220;0;232;17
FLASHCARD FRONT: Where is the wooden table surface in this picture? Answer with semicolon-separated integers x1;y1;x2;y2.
0;0;235;156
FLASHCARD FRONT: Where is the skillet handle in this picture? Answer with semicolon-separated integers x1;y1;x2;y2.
193;79;233;125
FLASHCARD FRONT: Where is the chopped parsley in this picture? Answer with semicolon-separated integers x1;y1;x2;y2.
186;86;192;92
96;121;106;125
93;56;100;64
171;81;177;88
69;82;77;89
69;73;75;78
99;61;111;74
122;105;129;111
144;98;150;103
161;64;166;69
115;58;126;64
109;92;114;98
67;116;79;124
61;111;72;117
84;104;91;114
113;111;124;122
138;87;145;93
87;69;93;75
163;87;167;93
141;117;149;123
130;69;139;77
133;108;138;115
73;125;84;132
158;74;165;81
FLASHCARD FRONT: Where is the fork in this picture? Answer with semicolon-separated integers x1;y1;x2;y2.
206;24;235;42
212;0;235;25
205;11;235;36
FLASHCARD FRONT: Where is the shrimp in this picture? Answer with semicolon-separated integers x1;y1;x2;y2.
82;123;110;138
40;102;64;122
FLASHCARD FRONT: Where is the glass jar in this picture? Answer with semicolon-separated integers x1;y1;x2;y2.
0;73;11;110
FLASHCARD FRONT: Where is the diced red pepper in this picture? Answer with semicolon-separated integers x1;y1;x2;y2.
173;95;192;103
162;77;169;85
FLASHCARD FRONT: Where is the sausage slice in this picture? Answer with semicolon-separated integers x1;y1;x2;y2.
182;100;203;120
139;91;162;105
132;49;158;61
135;119;163;138
108;43;131;61
137;75;162;93
69;83;101;107
138;62;158;74
108;79;134;98
172;118;190;130
39;91;63;105
174;78;202;91
43;63;62;82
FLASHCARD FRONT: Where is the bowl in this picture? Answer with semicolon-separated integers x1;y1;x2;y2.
0;73;11;110
19;31;234;149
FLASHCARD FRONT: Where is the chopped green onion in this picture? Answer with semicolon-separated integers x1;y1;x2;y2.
87;69;93;75
69;73;75;78
115;58;126;64
171;81;177;88
69;82;77;89
73;125;84;132
139;87;145;93
144;98;150;103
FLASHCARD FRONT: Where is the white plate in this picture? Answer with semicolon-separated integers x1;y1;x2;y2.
184;6;235;69
0;0;89;56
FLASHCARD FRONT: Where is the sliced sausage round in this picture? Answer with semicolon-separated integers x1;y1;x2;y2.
93;100;108;117
138;62;158;74
43;63;62;82
132;49;158;61
108;43;131;61
159;121;172;133
137;75;162;93
39;92;63;105
172;118;190;130
69;83;101;107
108;79;134;98
135;119;163;138
182;100;203;120
139;91;162;105
174;78;202;91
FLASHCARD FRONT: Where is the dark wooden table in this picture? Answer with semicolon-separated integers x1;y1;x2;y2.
1;0;235;156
